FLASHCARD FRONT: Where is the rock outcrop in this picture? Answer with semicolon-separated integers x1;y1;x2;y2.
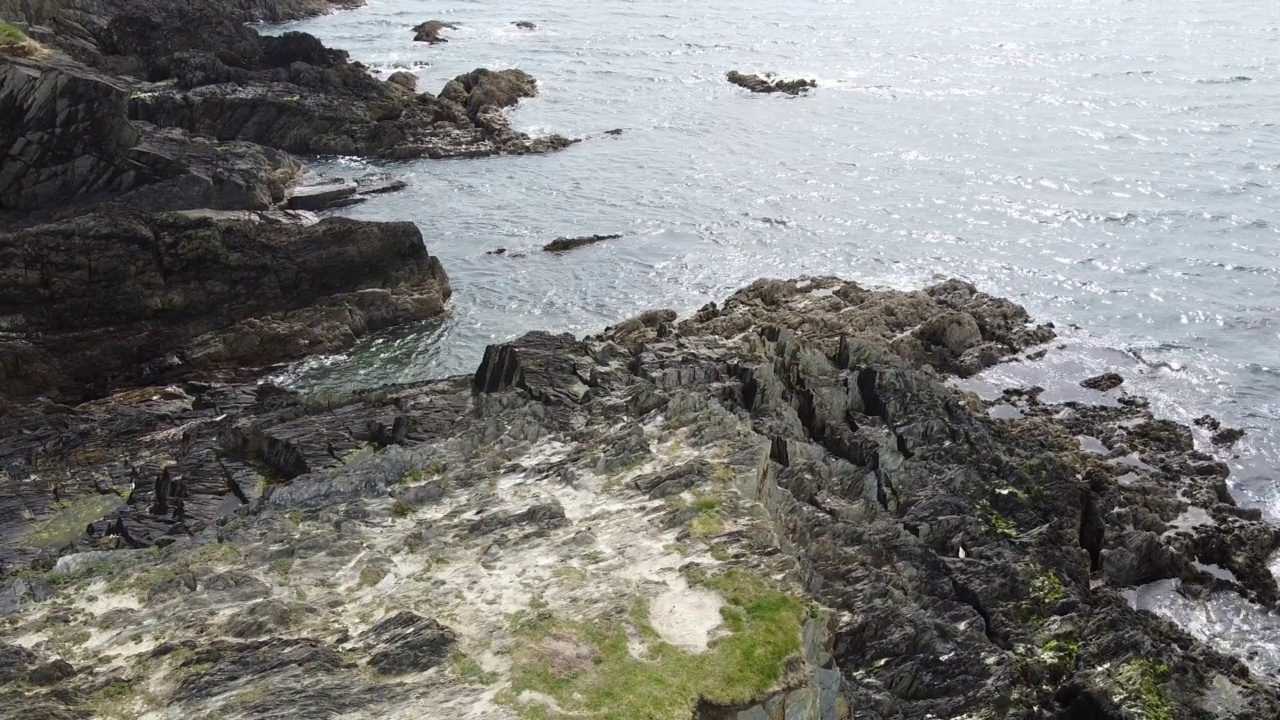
727;70;817;95
412;20;456;44
0;211;450;405
1;278;1275;719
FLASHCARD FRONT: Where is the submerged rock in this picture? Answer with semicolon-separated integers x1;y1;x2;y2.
512;21;537;30
727;70;817;95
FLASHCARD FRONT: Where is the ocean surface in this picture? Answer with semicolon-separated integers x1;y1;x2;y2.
264;0;1280;672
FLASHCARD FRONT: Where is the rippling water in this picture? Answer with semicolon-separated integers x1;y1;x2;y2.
265;1;1278;514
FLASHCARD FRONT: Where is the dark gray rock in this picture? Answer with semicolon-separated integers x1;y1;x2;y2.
543;233;623;253
357;611;455;675
726;71;816;95
412;20;457;44
1081;373;1124;392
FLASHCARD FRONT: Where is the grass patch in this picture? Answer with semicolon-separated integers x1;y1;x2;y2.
688;512;724;538
500;569;807;719
268;557;294;579
391;500;415;518
450;649;500;685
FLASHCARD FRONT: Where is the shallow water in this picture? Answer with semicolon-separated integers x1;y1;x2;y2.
263;1;1278;515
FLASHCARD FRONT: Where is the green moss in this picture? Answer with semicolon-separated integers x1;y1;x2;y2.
976;500;1018;539
500;569;807;719
236;685;266;705
268;557;294;578
400;460;447;485
710;464;737;485
286;509;308;525
1113;658;1171;720
391;500;415;518
552;566;588;583
450;649;500;685
358;566;388;589
1030;570;1066;605
1041;637;1078;668
28;495;125;548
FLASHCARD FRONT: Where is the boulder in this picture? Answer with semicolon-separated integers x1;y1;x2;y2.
412;20;456;44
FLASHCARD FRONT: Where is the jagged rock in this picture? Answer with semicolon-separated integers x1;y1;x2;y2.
1081;372;1124;392
357;611;455;674
726;70;816;95
412;20;456;44
512;21;536;30
1212;427;1246;446
543;233;624;253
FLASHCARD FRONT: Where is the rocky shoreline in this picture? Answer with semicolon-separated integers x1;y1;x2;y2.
4;2;1280;719
1;277;1278;718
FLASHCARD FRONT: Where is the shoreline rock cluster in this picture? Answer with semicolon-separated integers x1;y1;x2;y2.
1;277;1277;718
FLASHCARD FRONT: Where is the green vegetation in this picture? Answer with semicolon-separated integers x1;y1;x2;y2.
1041;637;1079;669
0;21;28;48
1029;570;1066;605
358;565;388;589
450;649;500;685
268;557;294;579
28;495;125;548
1113;658;1171;720
391;499;416;518
500;569;807;719
399;459;447;485
976;499;1018;539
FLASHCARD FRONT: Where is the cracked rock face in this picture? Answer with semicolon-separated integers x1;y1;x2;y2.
0;278;1277;719
0;211;450;406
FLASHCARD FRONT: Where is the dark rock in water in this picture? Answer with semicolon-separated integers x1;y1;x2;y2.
357;611;455;674
412;20;457;44
1194;414;1221;431
1212;426;1246;446
486;247;508;255
604;128;624;136
726;70;817;95
353;173;407;196
512;21;537;30
543;233;624;253
1081;372;1124;392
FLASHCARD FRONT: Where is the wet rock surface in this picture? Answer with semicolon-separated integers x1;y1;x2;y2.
0;278;1275;718
727;70;817;95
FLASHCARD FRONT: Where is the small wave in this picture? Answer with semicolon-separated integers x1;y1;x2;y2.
1196;76;1253;84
